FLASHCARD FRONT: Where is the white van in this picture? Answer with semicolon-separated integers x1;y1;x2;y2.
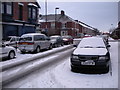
18;33;52;53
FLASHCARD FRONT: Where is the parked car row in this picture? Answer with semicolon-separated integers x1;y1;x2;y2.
0;33;74;60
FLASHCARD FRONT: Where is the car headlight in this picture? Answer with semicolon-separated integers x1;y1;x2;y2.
99;56;108;60
63;39;68;41
72;55;79;59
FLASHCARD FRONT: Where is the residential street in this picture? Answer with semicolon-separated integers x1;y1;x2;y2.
1;1;119;89
2;41;119;88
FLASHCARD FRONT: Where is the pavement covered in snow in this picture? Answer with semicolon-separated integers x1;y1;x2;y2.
2;41;119;88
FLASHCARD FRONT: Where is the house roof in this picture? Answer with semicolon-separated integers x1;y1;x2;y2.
39;14;78;23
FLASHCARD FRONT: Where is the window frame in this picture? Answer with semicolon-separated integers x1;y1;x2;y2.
1;2;13;15
18;4;23;20
28;6;37;20
6;2;12;15
1;2;5;14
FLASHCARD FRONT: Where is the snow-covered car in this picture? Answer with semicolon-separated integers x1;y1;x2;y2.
50;35;64;47
71;37;110;73
4;36;20;48
0;43;16;59
18;33;52;53
73;38;82;47
62;35;73;45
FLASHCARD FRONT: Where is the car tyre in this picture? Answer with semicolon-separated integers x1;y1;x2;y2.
104;66;109;73
35;46;40;53
61;43;64;46
49;44;52;50
21;51;25;54
54;44;58;48
71;66;77;72
8;51;15;59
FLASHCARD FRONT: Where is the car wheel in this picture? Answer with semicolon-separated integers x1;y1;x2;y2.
21;51;25;54
71;65;80;73
104;66;109;73
8;51;15;59
54;44;58;48
36;46;40;53
71;66;76;72
49;44;52;50
61;43;64;46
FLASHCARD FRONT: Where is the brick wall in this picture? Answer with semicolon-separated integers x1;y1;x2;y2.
13;2;38;22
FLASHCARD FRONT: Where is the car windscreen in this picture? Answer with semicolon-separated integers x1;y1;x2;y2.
19;37;32;41
6;37;11;41
78;37;106;48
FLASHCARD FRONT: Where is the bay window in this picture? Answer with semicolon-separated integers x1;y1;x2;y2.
1;2;12;15
28;6;37;20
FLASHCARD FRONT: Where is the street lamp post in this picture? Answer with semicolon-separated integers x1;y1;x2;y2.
45;0;48;35
55;7;59;35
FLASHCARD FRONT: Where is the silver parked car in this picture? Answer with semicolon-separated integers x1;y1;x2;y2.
18;33;52;53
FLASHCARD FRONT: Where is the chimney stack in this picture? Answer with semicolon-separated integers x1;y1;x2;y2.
61;10;65;16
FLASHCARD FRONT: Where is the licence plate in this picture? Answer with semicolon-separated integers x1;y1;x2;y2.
81;60;95;65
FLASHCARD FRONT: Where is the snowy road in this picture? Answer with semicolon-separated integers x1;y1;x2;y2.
3;41;119;88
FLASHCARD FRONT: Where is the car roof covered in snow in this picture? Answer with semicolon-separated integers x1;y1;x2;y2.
21;33;45;37
50;35;61;37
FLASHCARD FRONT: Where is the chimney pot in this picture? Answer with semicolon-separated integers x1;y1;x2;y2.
61;10;65;15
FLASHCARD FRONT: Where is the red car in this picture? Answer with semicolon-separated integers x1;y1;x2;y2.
62;35;73;45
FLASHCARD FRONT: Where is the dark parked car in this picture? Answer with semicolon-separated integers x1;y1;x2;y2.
62;35;73;45
71;37;110;73
50;35;64;47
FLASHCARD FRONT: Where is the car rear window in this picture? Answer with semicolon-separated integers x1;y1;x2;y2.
50;37;58;40
19;37;32;41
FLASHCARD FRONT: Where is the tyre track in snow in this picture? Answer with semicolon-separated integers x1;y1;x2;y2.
2;46;74;87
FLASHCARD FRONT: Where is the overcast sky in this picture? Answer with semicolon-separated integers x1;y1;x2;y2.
38;0;119;32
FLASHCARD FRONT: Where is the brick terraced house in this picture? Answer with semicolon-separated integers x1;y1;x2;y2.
0;1;40;40
39;10;99;37
39;10;83;37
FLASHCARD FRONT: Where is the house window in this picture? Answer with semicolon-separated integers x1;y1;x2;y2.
51;22;55;28
19;5;23;20
28;7;37;20
1;2;12;15
62;23;67;29
61;31;68;36
28;7;32;18
32;8;36;19
6;2;12;15
1;2;4;14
